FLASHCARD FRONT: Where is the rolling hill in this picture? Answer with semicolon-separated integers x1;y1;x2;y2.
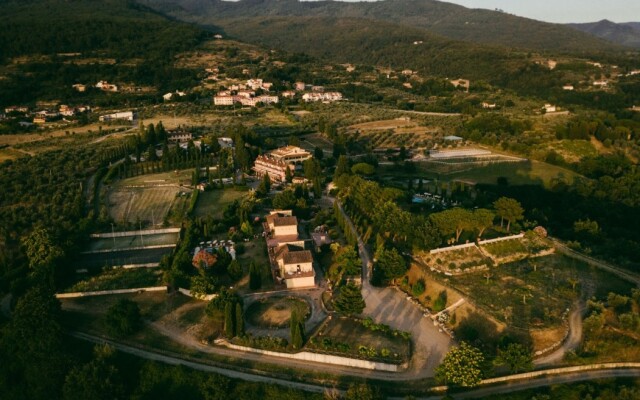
0;0;212;62
142;0;616;53
568;20;640;49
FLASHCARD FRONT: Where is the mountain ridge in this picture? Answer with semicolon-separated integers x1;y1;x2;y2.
568;19;640;49
142;0;618;52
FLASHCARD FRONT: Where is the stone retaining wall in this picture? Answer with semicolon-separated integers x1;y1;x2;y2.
178;288;217;301
478;233;524;245
90;228;181;239
430;243;476;255
56;286;167;298
220;341;400;372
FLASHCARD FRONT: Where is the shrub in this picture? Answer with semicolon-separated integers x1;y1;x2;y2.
105;299;141;338
412;279;426;296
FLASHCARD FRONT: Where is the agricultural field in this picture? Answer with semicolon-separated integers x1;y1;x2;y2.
107;170;195;226
194;188;248;218
448;255;636;331
344;118;438;150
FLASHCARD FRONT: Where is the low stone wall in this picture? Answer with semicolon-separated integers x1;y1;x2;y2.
56;286;167;298
177;288;217;301
478;233;524;245
431;363;640;393
486;363;640;384
121;263;159;269
90;228;181;239
220;341;400;372
430;243;476;255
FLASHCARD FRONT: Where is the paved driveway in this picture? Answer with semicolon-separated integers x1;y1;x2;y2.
333;198;452;377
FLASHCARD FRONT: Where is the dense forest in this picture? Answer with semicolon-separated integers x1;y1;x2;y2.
0;0;211;107
0;0;210;61
143;0;615;52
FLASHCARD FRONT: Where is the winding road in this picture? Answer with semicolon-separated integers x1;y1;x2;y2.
71;330;640;399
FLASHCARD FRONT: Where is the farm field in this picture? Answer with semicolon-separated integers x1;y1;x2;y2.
448;254;636;330
107;170;196;226
344;118;439;149
194;188;248;218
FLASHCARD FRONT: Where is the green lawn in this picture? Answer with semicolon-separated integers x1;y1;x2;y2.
446;160;582;188
194;188;248;218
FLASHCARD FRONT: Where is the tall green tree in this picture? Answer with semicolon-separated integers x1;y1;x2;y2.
22;227;64;273
472;208;495;238
493;197;524;232
334;155;350;180
235;303;245;337
224;302;235;338
436;342;485;387
63;345;124;400
285;165;293;183
257;173;271;197
494;343;533;373
372;246;407;285
333;282;366;316
430;208;473;243
290;309;304;349
105;299;142;337
1;284;69;399
249;262;262;290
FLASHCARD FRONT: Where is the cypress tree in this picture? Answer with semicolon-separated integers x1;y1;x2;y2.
249;263;261;290
224;302;235;338
235;303;244;336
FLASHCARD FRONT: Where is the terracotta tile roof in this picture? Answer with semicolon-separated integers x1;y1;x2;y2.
283;250;313;265
192;249;217;269
273;216;298;227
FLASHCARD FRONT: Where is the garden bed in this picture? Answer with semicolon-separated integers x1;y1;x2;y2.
62;268;164;293
420;245;492;274
306;317;410;364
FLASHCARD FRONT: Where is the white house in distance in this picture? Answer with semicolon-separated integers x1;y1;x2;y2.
99;111;133;122
264;210;315;289
593;80;608;88
543;104;557;113
562;85;575;91
95;81;118;92
302;92;343;103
